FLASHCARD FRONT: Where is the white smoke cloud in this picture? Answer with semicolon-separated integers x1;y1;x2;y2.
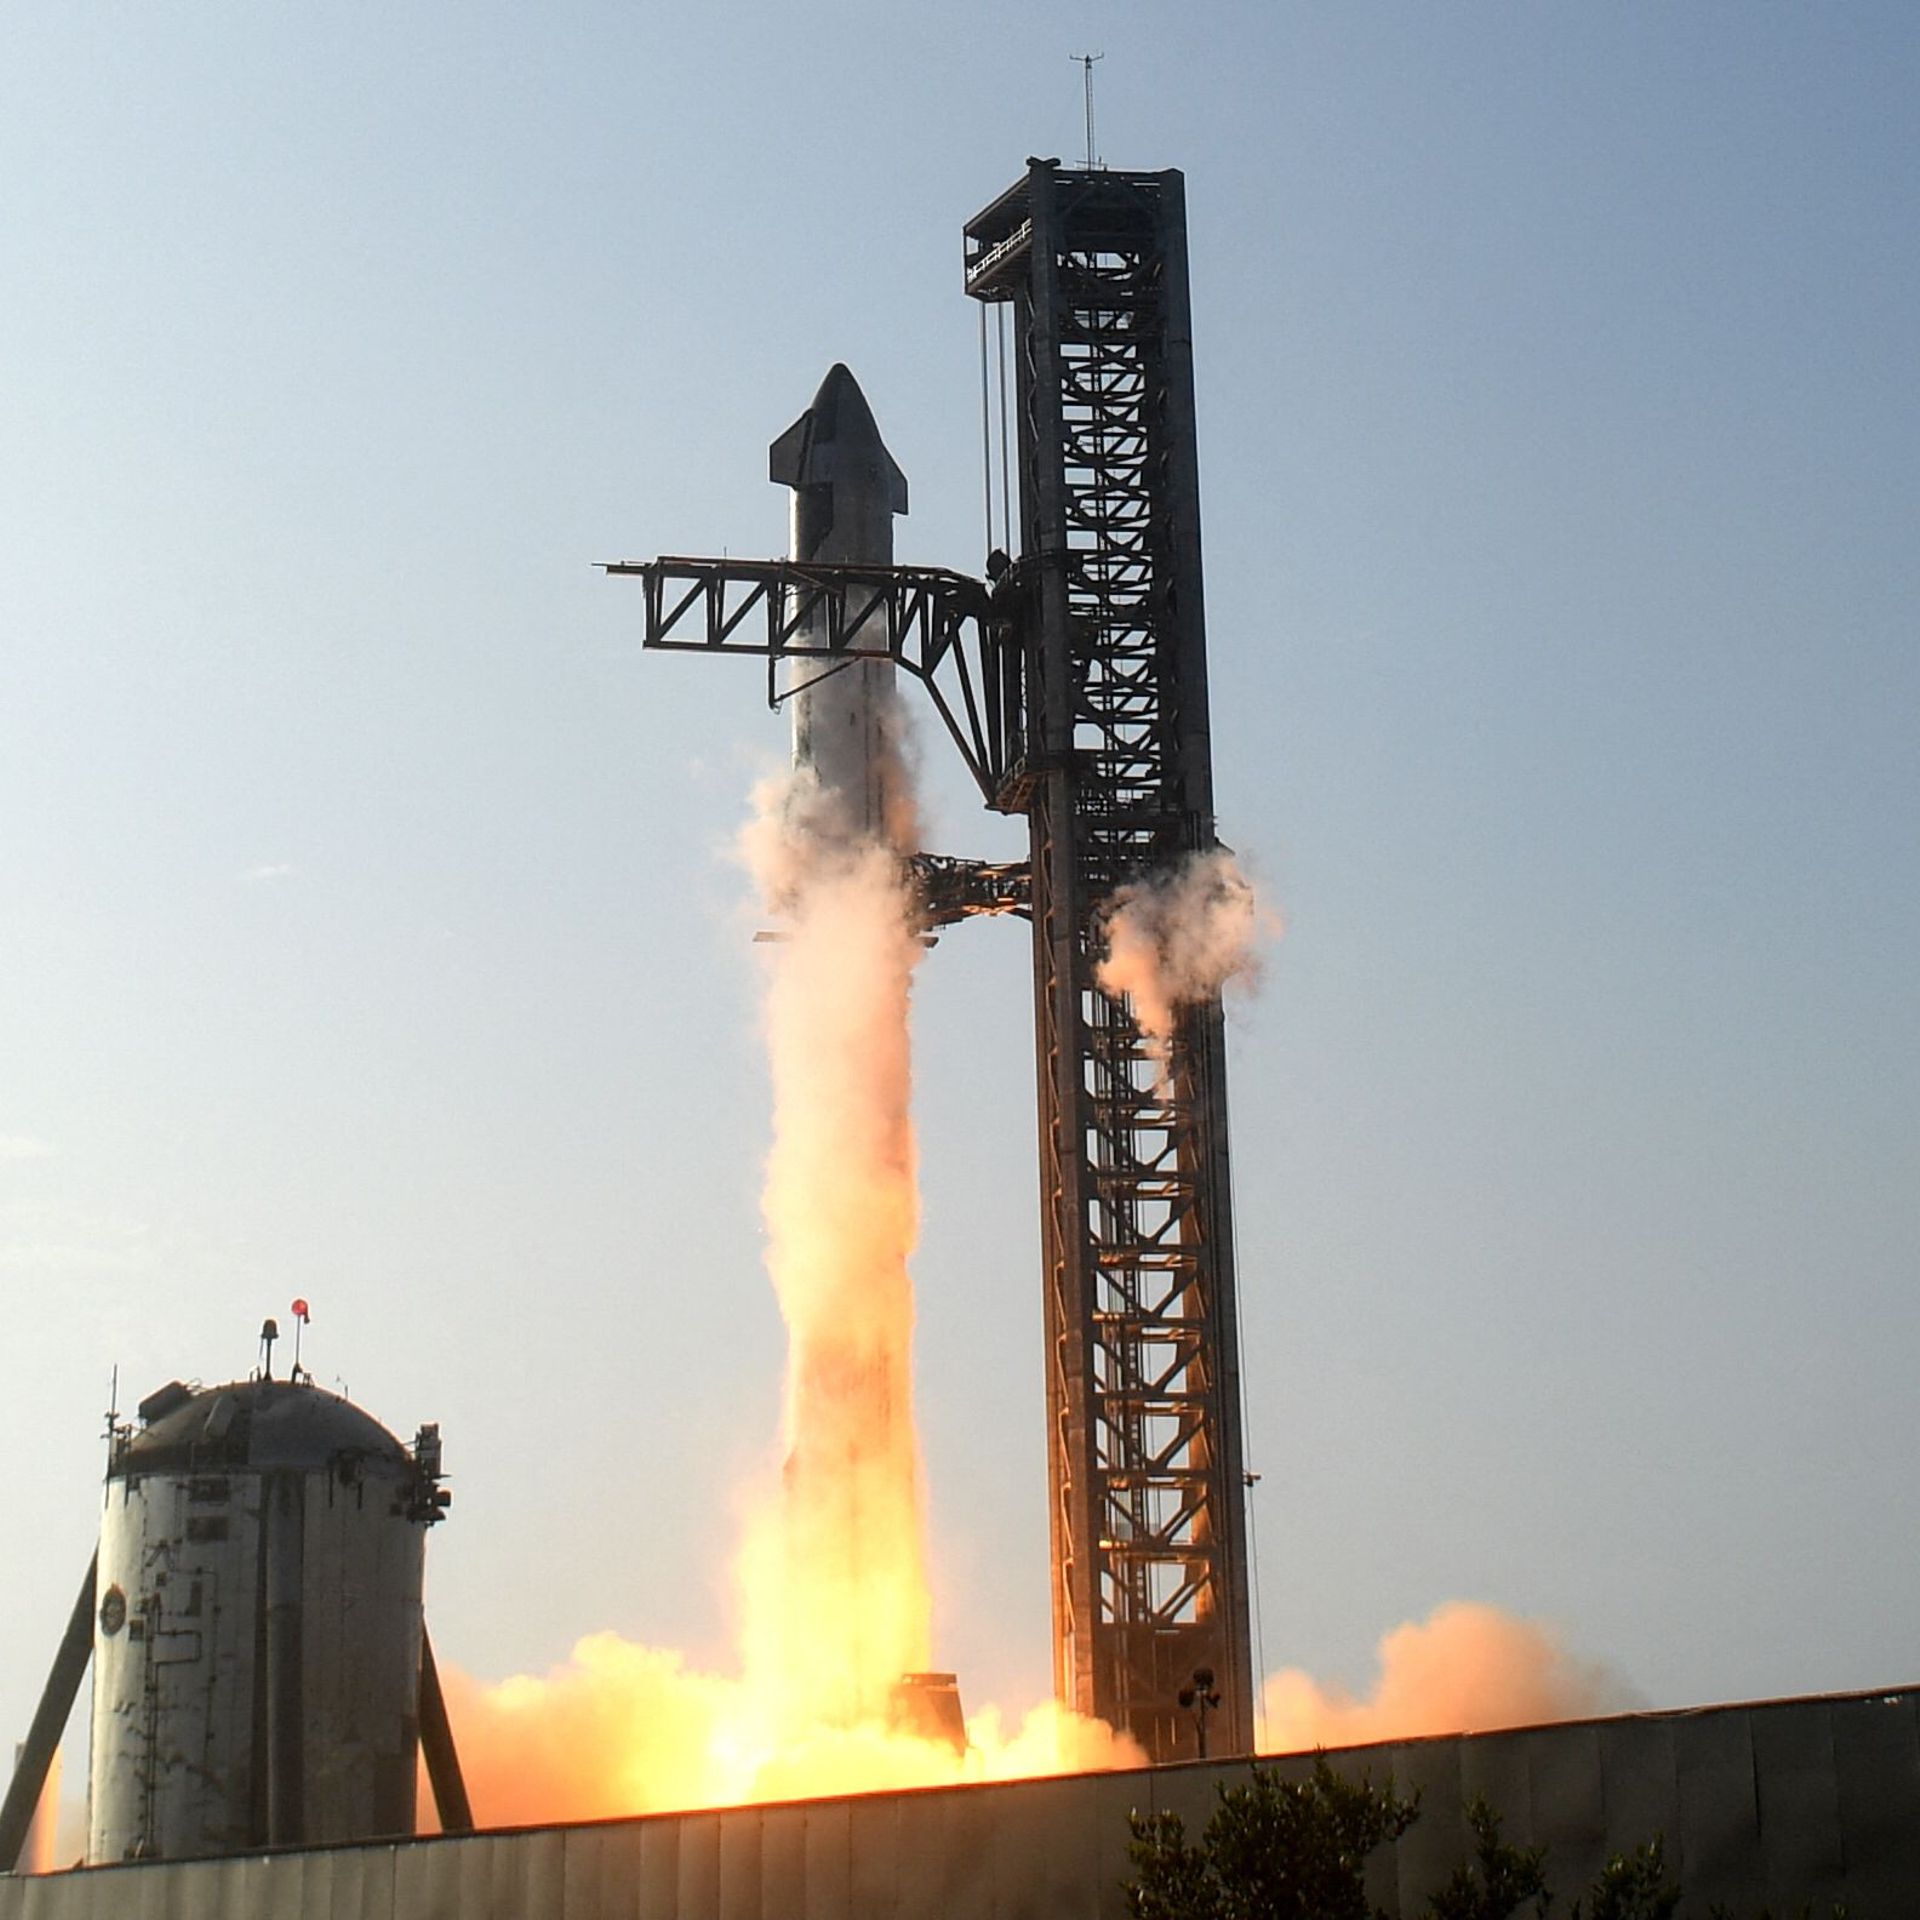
426;727;1146;1823
1096;848;1279;1068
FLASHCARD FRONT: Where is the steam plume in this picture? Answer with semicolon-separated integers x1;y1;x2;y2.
1096;849;1277;1069
1261;1602;1633;1753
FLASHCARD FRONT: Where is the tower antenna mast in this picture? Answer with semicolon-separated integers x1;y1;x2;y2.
1072;51;1104;168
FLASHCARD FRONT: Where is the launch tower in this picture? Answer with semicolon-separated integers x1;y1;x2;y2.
963;161;1252;1759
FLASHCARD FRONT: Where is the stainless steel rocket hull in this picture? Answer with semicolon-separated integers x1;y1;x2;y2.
770;364;911;850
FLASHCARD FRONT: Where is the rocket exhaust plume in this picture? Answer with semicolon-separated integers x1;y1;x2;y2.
432;366;1144;1823
739;362;931;1734
736;764;931;1734
430;384;1631;1816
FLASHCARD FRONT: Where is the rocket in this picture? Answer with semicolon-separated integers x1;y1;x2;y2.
770;364;912;851
760;366;934;1728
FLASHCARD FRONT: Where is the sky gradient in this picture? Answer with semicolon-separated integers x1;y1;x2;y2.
2;2;1915;1775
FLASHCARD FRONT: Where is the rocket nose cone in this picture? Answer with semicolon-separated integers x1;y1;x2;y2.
809;362;877;448
772;363;909;513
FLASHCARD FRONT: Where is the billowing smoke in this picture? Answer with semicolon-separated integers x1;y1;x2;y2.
435;1599;1624;1821
432;717;1146;1820
435;1636;1143;1826
423;765;1636;1809
427;767;1634;1811
434;1637;746;1824
1096;849;1277;1070
735;762;932;1736
1261;1602;1634;1753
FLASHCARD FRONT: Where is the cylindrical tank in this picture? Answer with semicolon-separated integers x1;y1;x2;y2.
88;1376;447;1863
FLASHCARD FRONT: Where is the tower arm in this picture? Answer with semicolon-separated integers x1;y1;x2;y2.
602;557;1027;812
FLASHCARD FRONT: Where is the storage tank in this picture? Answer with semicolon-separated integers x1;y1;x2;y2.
87;1372;449;1863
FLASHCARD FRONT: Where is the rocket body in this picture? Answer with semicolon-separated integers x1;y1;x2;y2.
770;364;912;851
748;367;933;1728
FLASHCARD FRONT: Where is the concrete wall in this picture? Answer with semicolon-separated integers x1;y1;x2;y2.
4;1688;1915;1917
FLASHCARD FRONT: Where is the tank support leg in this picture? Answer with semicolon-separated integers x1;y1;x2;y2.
0;1554;97;1874
418;1628;473;1834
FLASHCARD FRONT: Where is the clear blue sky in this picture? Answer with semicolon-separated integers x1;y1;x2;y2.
3;2;1915;1765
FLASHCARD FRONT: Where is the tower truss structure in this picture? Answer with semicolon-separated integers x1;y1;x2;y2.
964;161;1252;1760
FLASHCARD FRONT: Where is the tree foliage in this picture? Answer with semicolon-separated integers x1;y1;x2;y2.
1124;1757;1419;1920
1125;1768;1836;1920
1423;1795;1550;1920
1565;1837;1680;1920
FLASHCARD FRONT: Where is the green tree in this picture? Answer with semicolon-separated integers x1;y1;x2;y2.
1568;1838;1680;1920
1124;1756;1420;1920
1424;1795;1551;1920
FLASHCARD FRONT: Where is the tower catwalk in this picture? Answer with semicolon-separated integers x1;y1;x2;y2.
965;160;1253;1761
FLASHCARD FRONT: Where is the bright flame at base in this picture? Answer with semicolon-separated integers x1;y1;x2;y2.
736;777;930;1737
430;759;1628;1822
437;1601;1632;1826
433;755;1146;1826
437;1640;1145;1827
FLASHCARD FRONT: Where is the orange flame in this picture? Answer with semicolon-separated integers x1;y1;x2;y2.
429;763;1633;1822
737;778;931;1735
435;751;1145;1823
436;1641;1144;1824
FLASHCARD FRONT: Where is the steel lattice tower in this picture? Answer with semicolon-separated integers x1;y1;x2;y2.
966;161;1253;1761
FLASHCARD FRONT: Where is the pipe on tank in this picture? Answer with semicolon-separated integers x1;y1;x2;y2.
0;1554;96;1874
417;1629;474;1834
263;1473;305;1847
